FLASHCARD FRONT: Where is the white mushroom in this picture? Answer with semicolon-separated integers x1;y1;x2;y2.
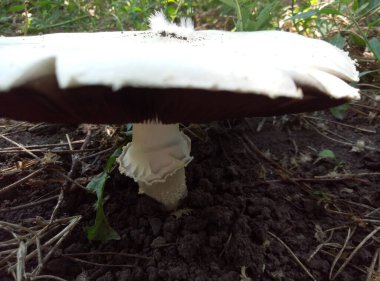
0;12;360;209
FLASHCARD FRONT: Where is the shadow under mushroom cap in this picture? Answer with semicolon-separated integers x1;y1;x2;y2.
1;75;350;124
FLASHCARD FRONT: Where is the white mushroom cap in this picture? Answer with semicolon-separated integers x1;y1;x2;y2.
0;13;359;124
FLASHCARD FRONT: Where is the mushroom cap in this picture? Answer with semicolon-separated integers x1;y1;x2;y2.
0;28;359;124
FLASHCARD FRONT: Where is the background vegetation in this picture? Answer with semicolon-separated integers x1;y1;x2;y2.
1;0;379;64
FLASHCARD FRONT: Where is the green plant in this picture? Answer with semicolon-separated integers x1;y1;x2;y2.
317;149;336;160
217;0;379;64
330;103;350;120
313;190;332;205
218;0;282;31
0;0;203;35
285;1;380;63
85;148;122;241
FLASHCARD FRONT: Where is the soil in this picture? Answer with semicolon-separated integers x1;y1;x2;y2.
0;95;380;281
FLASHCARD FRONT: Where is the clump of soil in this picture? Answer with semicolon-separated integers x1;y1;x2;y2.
0;102;380;280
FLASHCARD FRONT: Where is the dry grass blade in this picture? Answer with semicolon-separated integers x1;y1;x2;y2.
329;226;355;279
353;103;380;113
303;115;377;133
366;208;380;218
0;195;59;213
48;169;93;193
0;216;81;277
0;134;41;160
0;148;98;154
304;119;380;152
358;84;380;90
315;172;380;179
62;255;135;268
32;216;81;275
308;240;340;262
79;147;114;160
0;122;28;135
0;159;39;176
1;140;84;151
64;251;151;260
366;249;380;281
241;135;291;178
331;226;380;280
0;168;45;196
49;129;92;223
320;249;367;274
0;221;57;267
66;134;74;150
49;190;64;223
268;231;317;281
16;241;26;281
0;220;41;233
36;235;43;271
30;275;68;281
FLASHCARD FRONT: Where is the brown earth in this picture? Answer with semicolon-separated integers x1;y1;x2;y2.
0;94;379;281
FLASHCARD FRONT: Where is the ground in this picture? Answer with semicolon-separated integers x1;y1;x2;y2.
0;90;379;281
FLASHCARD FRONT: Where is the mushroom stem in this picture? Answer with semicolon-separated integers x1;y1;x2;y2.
117;123;193;209
138;167;187;210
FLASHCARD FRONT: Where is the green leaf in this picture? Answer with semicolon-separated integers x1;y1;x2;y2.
287;6;339;22
368;16;380;29
318;149;336;160
355;2;369;14
166;6;177;20
349;33;366;48
86;171;108;198
85;148;123;241
329;33;346;49
105;147;122;173
86;202;120;241
318;7;341;15
219;0;235;8
288;9;319;20
368;37;380;62
85;171;119;240
8;5;25;13
0;16;12;23
329;103;349;120
34;0;53;7
246;1;279;31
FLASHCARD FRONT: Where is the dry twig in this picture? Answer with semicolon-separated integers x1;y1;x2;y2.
0;216;81;277
268;231;317;281
0;195;59;213
366;249;380;281
331;226;380;280
329;227;356;279
62;255;135;268
0;168;45;196
303;115;376;133
0;134;41;160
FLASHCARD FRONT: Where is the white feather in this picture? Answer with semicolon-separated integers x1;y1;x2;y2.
149;11;194;35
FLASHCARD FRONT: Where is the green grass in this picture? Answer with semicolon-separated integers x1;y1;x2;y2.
1;0;379;65
0;0;218;35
